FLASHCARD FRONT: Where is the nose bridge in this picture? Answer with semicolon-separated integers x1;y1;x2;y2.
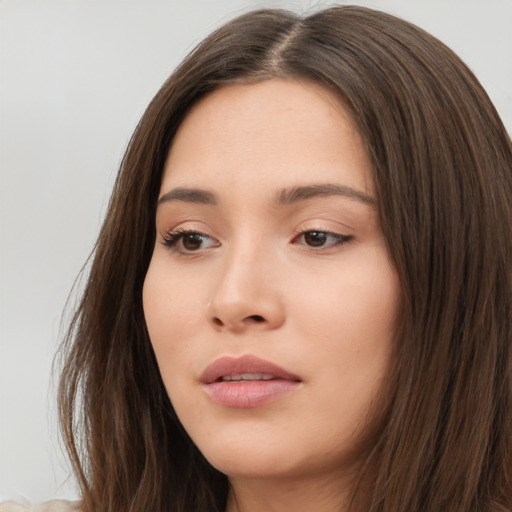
208;234;284;331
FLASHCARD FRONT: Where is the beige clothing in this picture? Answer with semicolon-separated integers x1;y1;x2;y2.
0;501;80;512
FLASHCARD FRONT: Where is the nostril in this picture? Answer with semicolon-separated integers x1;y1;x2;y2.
211;314;266;328
249;315;265;323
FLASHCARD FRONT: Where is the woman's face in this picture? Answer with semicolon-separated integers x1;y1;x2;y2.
143;80;400;481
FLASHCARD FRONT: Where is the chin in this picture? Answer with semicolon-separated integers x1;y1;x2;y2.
187;427;299;478
207;451;307;480
192;428;355;482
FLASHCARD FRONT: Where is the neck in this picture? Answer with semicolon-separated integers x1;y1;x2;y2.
225;471;355;512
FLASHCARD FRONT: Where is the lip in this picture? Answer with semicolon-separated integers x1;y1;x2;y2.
200;355;302;408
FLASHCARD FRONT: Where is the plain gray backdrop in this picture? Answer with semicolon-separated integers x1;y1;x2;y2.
1;0;511;503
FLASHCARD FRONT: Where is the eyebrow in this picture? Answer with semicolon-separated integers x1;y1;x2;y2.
158;187;216;205
275;183;376;207
157;183;375;208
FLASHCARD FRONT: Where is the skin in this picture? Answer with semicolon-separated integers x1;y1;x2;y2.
143;79;400;512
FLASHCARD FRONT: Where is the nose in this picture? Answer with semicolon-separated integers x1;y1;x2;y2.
207;246;286;333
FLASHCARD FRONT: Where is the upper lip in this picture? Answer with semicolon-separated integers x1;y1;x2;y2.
200;355;301;384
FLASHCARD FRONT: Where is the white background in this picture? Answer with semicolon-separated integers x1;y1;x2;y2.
1;0;511;503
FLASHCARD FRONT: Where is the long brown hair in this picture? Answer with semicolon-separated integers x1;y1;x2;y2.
58;6;512;512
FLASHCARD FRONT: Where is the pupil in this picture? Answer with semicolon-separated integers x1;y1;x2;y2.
183;233;203;250
305;231;326;247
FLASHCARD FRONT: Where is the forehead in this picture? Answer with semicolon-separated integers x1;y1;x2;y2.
162;79;374;198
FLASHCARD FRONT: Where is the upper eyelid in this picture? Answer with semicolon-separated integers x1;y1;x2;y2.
160;221;215;237
161;226;350;238
162;227;215;241
292;224;352;237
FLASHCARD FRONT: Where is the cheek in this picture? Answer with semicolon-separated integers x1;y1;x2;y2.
142;257;206;380
144;256;205;338
142;259;208;424
292;251;400;345
288;259;399;451
289;249;400;401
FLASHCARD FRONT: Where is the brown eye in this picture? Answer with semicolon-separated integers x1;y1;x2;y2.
182;233;207;251
303;231;328;247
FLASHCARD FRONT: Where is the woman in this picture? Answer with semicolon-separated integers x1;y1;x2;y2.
5;5;511;512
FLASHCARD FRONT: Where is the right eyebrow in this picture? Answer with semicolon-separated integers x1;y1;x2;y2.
157;187;217;206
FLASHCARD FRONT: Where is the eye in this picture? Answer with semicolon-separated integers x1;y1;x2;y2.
294;230;352;249
162;229;219;254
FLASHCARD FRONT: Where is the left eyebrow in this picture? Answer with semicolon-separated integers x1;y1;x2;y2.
275;183;376;207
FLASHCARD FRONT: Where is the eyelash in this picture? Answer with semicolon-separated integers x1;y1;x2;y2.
161;228;353;254
161;228;218;253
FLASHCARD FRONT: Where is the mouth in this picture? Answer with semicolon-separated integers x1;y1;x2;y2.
200;355;302;408
217;373;277;381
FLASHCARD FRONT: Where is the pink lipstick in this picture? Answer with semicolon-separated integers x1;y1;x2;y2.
200;355;301;408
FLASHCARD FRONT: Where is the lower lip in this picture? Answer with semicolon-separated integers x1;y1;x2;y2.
203;380;300;408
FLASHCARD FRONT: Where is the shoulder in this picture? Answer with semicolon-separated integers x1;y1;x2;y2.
0;501;80;512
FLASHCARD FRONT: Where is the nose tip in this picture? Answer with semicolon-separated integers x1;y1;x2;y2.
207;272;285;332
